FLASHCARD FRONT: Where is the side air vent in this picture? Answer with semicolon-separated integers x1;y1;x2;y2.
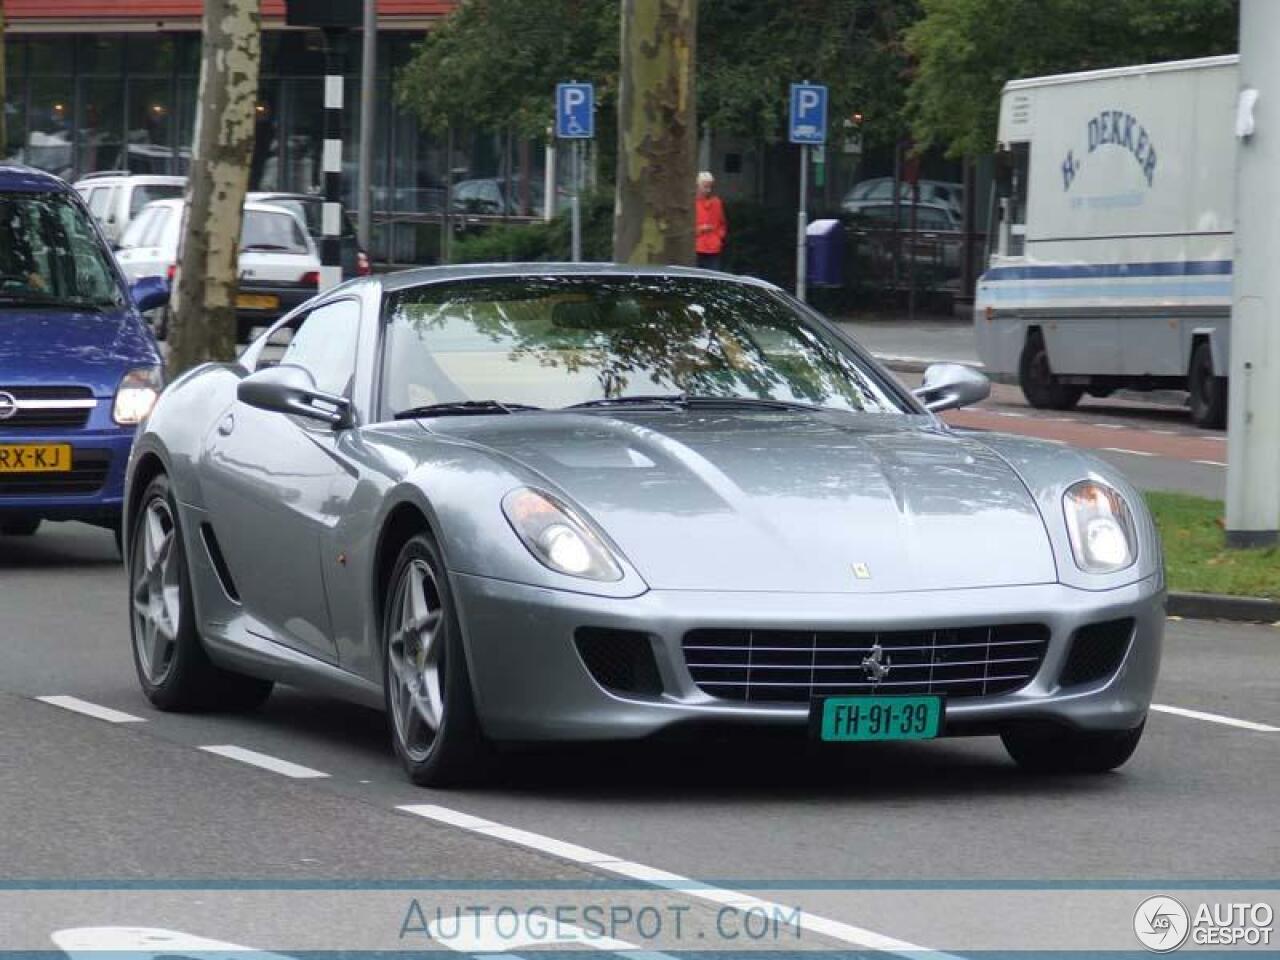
574;628;664;697
200;523;240;603
1059;618;1134;688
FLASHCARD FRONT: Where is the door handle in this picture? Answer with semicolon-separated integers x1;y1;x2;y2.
218;413;235;436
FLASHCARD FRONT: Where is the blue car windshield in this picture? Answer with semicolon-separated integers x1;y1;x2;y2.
0;191;124;309
383;276;908;416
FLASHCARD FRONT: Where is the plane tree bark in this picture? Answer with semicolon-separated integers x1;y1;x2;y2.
612;0;697;266
168;0;262;375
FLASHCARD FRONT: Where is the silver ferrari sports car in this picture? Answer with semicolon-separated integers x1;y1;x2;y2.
125;265;1164;785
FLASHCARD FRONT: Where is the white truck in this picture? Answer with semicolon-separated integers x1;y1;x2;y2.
975;55;1237;427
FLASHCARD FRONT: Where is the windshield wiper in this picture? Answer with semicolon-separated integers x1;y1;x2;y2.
393;400;543;419
241;243;292;252
568;394;823;412
0;294;110;312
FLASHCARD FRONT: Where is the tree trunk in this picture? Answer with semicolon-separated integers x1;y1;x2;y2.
167;0;262;375
613;0;697;266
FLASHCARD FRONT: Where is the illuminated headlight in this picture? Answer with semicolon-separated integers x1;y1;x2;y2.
1063;480;1138;574
113;366;163;425
502;487;623;581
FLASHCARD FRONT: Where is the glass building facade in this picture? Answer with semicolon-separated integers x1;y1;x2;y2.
3;29;547;263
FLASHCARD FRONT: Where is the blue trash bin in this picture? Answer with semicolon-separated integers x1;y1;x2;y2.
806;218;845;287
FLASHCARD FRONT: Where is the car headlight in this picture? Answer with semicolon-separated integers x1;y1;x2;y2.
113;366;163;425
1063;480;1138;574
502;487;623;581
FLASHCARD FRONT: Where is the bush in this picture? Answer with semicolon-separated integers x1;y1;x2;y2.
451;192;614;263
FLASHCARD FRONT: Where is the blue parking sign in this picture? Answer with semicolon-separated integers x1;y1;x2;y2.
789;83;828;145
556;83;595;139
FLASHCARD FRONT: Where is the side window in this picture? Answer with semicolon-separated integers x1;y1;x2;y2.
87;188;111;220
142;208;170;248
118;207;154;249
279;299;360;396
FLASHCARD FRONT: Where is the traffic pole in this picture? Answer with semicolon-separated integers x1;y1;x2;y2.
571;140;582;262
320;28;346;291
796;143;808;301
1226;0;1280;547
356;0;376;252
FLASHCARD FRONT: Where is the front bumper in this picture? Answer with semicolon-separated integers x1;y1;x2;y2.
0;422;136;525
452;574;1164;742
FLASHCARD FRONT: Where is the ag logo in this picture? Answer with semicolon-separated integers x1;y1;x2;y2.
1134;895;1190;952
0;391;17;421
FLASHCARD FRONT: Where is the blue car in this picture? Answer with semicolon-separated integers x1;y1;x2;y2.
0;165;168;545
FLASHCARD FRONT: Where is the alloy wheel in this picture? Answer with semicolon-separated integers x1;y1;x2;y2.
131;497;182;685
387;558;446;762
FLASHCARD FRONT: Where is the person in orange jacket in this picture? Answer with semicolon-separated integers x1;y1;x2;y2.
695;171;727;270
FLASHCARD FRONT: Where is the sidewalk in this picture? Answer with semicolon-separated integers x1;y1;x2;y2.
833;314;980;371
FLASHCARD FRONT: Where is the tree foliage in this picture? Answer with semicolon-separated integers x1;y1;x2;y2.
397;0;618;138
905;0;1238;158
397;0;918;149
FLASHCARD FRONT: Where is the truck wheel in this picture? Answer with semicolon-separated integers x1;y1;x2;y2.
1019;333;1084;410
1188;342;1227;429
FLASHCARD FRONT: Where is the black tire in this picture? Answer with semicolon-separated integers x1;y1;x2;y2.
129;473;274;712
383;532;489;787
1002;720;1145;774
0;516;41;536
1188;342;1227;429
1019;333;1084;410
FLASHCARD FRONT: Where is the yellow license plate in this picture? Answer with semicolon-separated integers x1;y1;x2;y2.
236;293;279;310
0;444;72;474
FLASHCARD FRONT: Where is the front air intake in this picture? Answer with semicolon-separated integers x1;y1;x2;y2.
574;628;664;697
1059;618;1134;688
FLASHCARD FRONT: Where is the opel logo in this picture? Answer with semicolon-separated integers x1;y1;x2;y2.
861;642;892;683
0;392;18;421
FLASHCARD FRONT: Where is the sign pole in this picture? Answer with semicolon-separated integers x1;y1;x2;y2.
571;140;582;262
1226;0;1280;546
796;143;808;301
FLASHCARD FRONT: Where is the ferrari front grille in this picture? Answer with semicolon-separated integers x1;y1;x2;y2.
683;624;1050;703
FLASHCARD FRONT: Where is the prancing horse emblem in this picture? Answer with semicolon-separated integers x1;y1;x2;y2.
861;642;891;683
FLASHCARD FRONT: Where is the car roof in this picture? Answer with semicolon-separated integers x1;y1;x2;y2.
72;173;186;187
377;262;783;295
0;164;74;193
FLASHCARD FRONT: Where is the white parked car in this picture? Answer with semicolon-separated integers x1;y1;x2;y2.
73;172;187;247
115;198;321;341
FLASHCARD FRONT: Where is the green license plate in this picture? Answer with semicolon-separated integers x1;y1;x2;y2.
817;695;942;742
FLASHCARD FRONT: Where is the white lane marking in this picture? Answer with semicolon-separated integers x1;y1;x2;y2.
398;804;945;958
1092;422;1125;429
198;744;330;779
36;695;145;724
1194;459;1227;467
51;926;295;958
1152;703;1279;733
1100;447;1156;457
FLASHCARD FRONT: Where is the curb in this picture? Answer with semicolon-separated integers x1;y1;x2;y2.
1168;591;1280;624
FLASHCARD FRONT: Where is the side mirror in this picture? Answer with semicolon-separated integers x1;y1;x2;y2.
913;363;990;413
237;363;353;429
130;275;170;313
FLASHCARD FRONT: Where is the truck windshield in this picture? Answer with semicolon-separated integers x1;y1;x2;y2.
0;191;124;308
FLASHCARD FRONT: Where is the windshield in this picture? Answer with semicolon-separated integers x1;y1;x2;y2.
241;209;309;253
0;191;124;308
129;183;184;217
382;276;907;416
260;198;356;239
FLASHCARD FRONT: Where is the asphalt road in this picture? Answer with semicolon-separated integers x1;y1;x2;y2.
2;522;1277;954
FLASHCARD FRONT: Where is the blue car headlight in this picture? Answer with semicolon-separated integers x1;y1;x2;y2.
113;366;164;425
1063;480;1138;574
502;487;623;582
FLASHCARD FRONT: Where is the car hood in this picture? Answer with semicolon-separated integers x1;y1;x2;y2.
422;411;1059;593
0;308;157;395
